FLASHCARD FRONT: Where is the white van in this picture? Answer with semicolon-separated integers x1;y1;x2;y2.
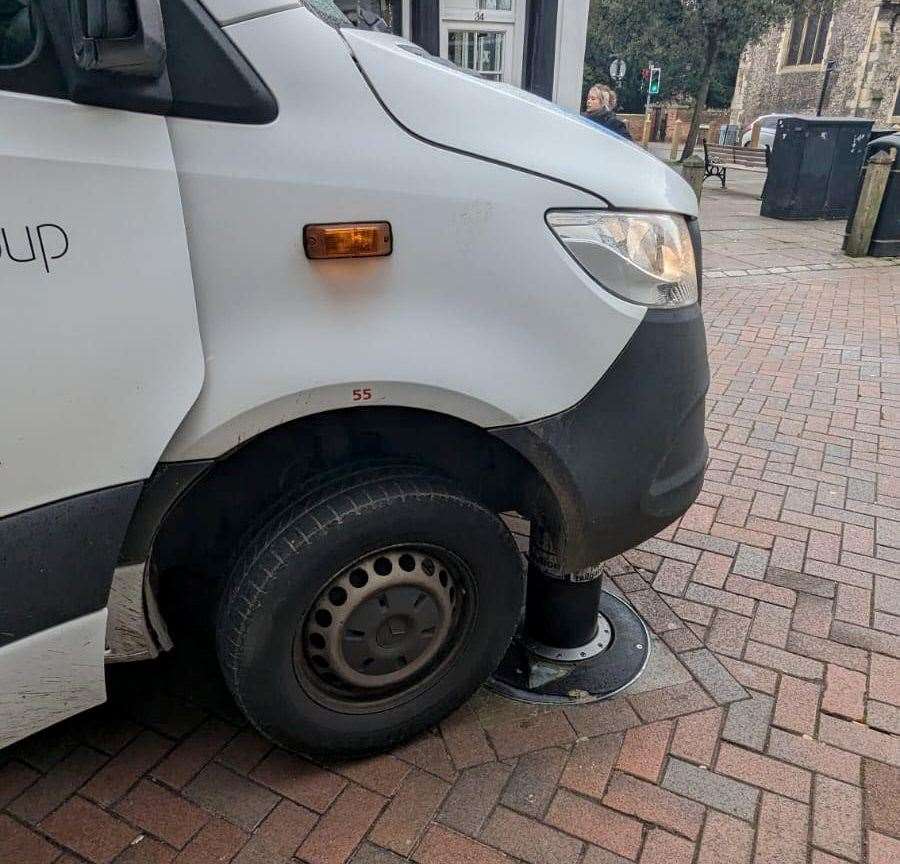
1;0;708;757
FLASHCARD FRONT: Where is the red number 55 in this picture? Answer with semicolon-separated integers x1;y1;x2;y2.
352;388;372;401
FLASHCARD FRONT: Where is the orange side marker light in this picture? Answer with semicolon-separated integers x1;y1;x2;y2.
303;222;392;260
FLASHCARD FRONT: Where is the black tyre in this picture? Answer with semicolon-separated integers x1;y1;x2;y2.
217;465;524;758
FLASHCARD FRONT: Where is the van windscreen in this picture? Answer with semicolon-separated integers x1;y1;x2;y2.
303;0;350;27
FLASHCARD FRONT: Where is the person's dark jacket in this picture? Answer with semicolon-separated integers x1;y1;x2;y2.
583;108;633;141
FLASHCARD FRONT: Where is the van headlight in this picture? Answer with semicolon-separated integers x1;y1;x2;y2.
546;210;698;308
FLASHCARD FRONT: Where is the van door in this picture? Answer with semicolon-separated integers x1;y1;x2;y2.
0;5;203;746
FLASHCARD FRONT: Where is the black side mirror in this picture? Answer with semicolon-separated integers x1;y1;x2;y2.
0;0;47;69
69;0;165;77
335;1;391;32
355;9;390;32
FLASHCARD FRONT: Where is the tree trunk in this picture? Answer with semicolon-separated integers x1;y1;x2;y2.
679;26;720;162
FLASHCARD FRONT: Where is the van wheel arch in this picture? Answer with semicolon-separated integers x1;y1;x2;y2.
143;407;558;634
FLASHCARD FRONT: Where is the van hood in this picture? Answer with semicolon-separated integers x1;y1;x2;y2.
342;29;698;217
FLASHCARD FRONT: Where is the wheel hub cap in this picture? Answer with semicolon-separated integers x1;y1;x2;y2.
303;549;460;693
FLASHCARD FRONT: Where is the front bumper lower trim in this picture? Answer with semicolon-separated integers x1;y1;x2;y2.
491;303;710;572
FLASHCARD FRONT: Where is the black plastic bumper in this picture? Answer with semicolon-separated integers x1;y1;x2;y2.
491;303;709;572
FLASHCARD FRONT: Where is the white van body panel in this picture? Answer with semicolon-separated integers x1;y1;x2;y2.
0;611;107;749
163;8;645;462
206;0;297;25
0;93;204;518
343;29;699;218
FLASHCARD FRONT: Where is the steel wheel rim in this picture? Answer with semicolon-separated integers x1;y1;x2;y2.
295;545;474;712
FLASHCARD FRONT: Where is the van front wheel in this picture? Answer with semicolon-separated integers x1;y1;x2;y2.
217;466;524;759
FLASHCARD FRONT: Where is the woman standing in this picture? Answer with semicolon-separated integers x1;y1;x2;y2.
584;84;633;141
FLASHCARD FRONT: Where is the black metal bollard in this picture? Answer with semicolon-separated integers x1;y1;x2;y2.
490;524;649;701
523;524;604;650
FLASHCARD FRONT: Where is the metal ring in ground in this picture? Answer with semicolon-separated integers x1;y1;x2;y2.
525;612;612;661
488;591;651;705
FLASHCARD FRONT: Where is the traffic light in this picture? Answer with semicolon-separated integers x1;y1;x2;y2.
648;66;661;95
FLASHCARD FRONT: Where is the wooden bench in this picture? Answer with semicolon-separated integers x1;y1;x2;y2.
703;140;771;188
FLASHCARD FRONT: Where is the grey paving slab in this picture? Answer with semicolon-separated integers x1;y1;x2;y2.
681;649;749;704
662;758;759;822
625;637;694;695
722;692;774;751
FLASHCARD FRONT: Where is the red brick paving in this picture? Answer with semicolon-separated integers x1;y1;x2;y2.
171;817;247;864
696;810;754;864
0;813;59;864
0;235;898;863
412;824;510;864
40;797;138;863
615;721;673;783
113;781;208;849
545;790;643;859
560;736;621;801
297;784;385;864
639;828;694;864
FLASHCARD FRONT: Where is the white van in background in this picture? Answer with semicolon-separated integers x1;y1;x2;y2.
1;0;708;757
741;113;800;148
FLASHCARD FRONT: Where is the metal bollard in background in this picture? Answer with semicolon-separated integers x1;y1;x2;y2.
669;120;683;162
641;113;653;150
681;154;706;202
750;121;761;150
845;148;895;257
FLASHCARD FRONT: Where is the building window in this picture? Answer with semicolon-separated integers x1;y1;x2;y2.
478;0;513;9
448;29;505;80
783;5;832;67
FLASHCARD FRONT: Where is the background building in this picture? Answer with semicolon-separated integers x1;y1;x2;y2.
730;0;900;128
340;1;590;111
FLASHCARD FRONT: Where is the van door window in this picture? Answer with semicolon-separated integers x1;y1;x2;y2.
0;0;65;96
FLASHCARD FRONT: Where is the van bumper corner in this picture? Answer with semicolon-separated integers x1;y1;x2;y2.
491;303;709;572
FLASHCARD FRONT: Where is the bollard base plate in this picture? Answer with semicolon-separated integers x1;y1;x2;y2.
488;591;650;704
525;612;612;662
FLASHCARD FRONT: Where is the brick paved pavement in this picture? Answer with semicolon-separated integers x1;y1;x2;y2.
1;180;898;864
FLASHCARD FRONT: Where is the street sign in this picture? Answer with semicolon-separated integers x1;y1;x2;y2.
609;59;626;82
